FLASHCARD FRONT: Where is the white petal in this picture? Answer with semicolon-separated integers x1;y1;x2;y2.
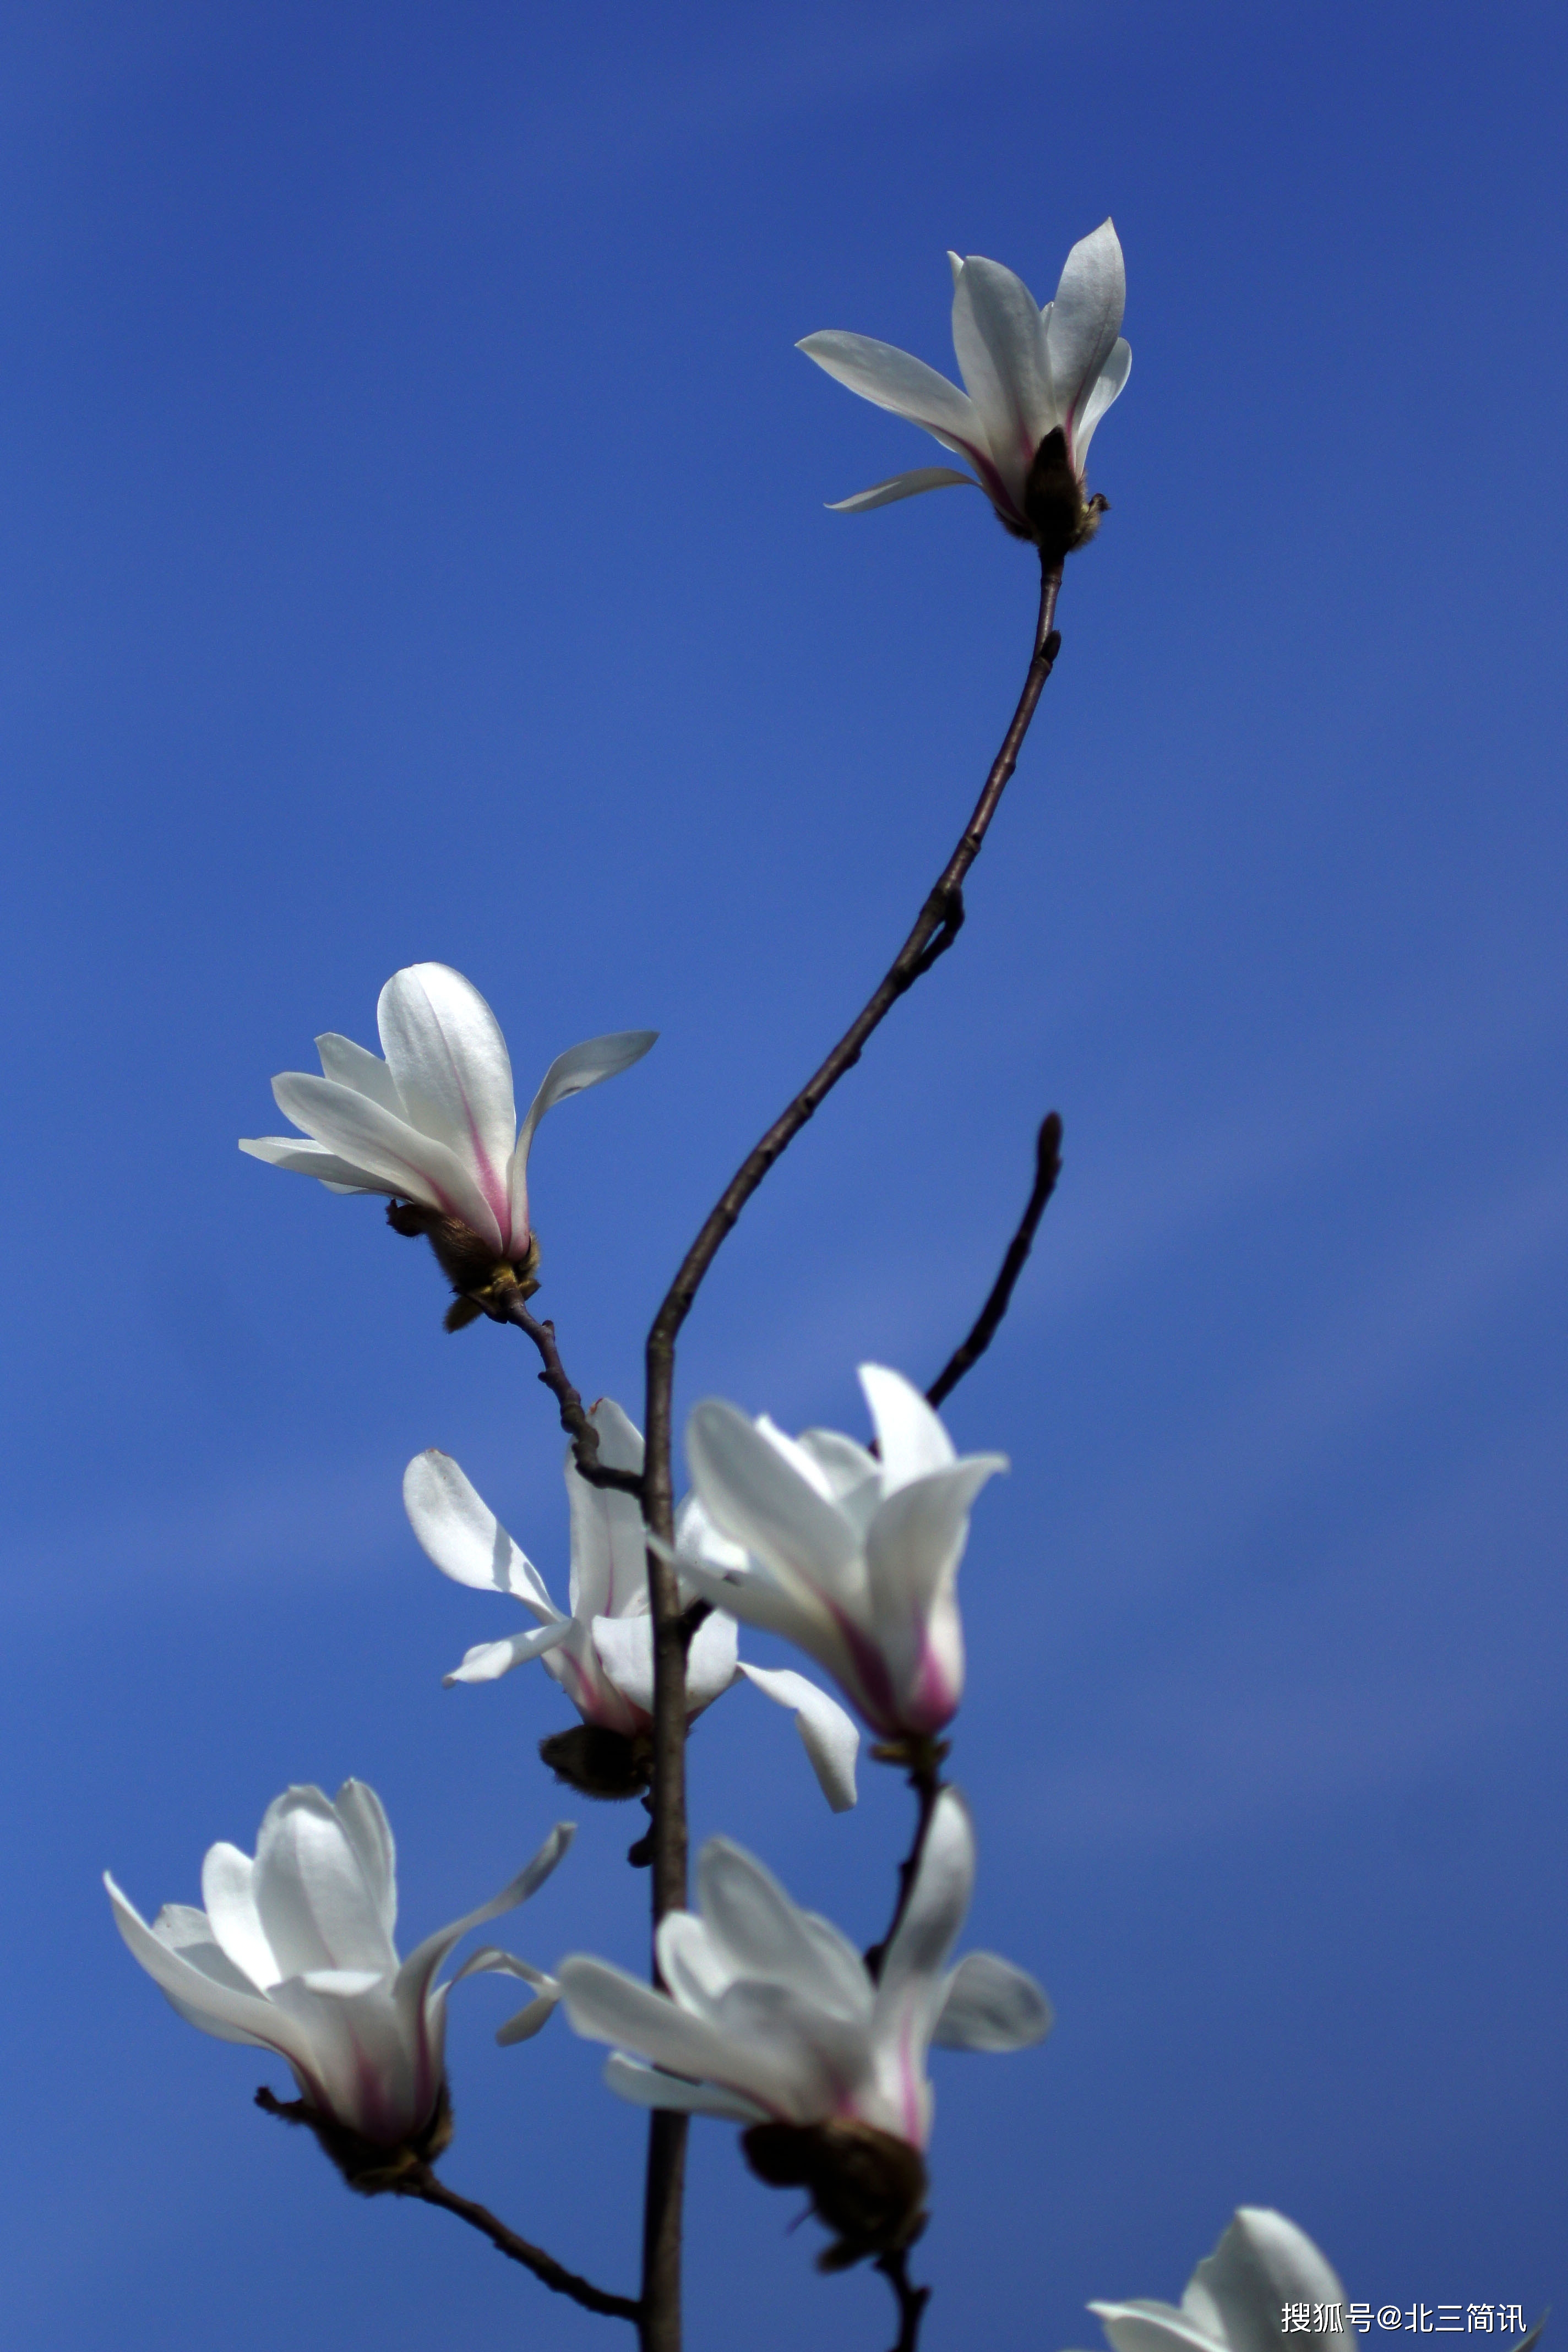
948;251;964;289
200;1842;280;1989
792;1428;879;1504
558;1954;776;2110
314;1033;405;1116
951;255;1055;497
105;1872;300;2056
656;1909;737;2019
734;1662;859;1811
590;1614;655;1716
1092;2305;1227;2352
826;466;980;513
857;1365;956;1489
403;1450;559;1619
602;2052;769;2122
684;1607;740;1715
796;329;982;454
445;1620;574;1686
394;1822;575;2018
1074;336;1131;469
686;1400;865;1619
237;1136;386;1192
565;1398;647;1621
269;1073;504;1251
267;1973;424;2143
1186;2210;1354;2352
932;1951;1052;2050
440;1948;559;2044
149;1904;261;2001
252;1785;399;1977
331;1781;398;1945
1045;220;1126;466
695;1839;871;2021
376;964;516;1245
673;1551;871;1724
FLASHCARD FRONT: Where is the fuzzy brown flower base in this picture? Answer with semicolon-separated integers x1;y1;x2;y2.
254;2081;454;2193
385;1198;541;1329
742;2119;928;2270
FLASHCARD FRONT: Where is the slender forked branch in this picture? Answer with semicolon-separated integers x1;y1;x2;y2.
502;1294;646;1496
926;1111;1063;1410
401;2163;641;2321
634;558;1066;2352
875;2249;933;2352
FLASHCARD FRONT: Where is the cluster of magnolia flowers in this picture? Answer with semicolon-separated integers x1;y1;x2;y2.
102;222;1442;2345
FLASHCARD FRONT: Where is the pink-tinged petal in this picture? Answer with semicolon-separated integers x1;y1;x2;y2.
268;1072;504;1250
559;1954;783;2111
734;1662;859;1811
1044;220;1126;467
868;1789;974;2145
402;1449;559;1619
1073;336;1131;469
951;257;1055;500
542;1620;641;1730
863;1455;1003;1729
672;1550;875;1724
826;466;981;513
376;964;516;1243
266;1973;424;2143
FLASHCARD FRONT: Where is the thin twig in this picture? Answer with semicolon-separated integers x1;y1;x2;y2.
925;1112;1063;1411
635;557;1065;2352
500;1295;646;1496
863;1751;944;1981
400;2163;641;2321
874;2248;932;2352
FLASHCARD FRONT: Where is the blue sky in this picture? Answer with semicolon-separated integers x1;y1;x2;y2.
2;2;1564;2346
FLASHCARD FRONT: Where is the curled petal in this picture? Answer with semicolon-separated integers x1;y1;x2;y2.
826;467;979;513
734;1661;859;1811
444;1620;574;1686
932;1951;1052;2051
404;1450;559;1619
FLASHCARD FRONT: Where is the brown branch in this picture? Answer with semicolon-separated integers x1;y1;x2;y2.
500;1295;646;1496
874;2248;932;2352
925;1111;1063;1411
863;1746;945;1982
633;557;1065;2352
401;2162;641;2320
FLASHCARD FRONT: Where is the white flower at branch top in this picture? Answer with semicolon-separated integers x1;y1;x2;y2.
106;1782;571;2166
403;1398;861;1811
674;1364;1005;1742
239;961;656;1316
1082;2209;1360;2352
798;221;1129;548
557;1788;1048;2263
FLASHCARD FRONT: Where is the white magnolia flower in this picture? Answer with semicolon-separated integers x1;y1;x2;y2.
798;221;1129;542
1085;2209;1360;2352
404;1398;860;1811
675;1365;1005;1741
239;961;655;1279
106;1782;571;2154
557;1786;1049;2144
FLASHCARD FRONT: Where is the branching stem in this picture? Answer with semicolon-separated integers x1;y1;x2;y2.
502;1295;646;1496
400;2164;641;2321
875;2248;932;2352
634;557;1066;2351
